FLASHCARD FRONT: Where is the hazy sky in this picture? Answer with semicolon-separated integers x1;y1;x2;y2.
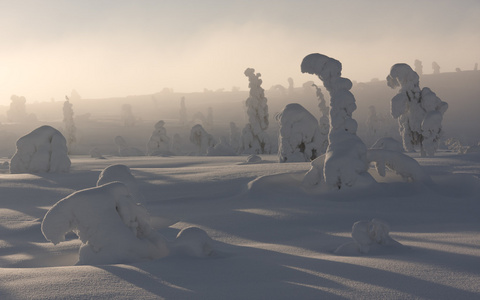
1;0;479;104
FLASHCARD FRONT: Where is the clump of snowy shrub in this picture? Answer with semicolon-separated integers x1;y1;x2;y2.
241;68;271;154
190;124;215;155
276;103;322;162
114;136;144;157
10;125;71;174
301;53;372;189
387;63;448;156
334;219;402;255
147;120;171;156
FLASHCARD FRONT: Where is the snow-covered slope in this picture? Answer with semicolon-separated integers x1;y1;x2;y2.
0;153;479;299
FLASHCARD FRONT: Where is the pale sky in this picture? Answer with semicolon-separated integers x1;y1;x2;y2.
1;0;479;104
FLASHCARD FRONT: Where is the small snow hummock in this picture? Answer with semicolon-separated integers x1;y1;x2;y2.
170;227;214;258
246;154;262;163
10;125;71;174
276;103;322;162
301;53;372;189
334;219;402;255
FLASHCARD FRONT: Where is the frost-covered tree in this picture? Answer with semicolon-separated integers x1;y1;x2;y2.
179;97;187;126
432;61;440;74
146;120;171;156
6;95;28;123
190;124;215;155
414;59;423;76
241;68;271;154
287;77;294;95
313;83;329;153
301;53;372;189
10;125;71;173
63;96;76;153
276;103;322;162
121;104;135;127
387;63;448;156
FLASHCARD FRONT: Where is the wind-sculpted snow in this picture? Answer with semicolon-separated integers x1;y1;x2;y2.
10;125;71;174
276;103;322;162
301;53;370;190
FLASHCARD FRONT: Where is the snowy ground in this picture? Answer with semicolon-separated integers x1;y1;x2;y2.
0;153;479;299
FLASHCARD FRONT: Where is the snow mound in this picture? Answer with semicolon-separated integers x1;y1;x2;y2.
147;120;171;156
10;125;71;174
170;227;214;258
41;182;169;265
246;154;262;163
276;103;322;162
367;149;431;182
334;219;403;255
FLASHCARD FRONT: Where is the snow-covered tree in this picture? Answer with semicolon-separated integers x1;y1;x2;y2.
387;63;448;156
414;59;423;76
121;104;135;127
276;103;322;162
179;97;187;126
206;107;213;129
63;96;76;153
301;53;372;189
190;124;215;155
432;61;440;74
207;136;236;156
97;164;144;203
241;68;271;154
6;95;28;123
10;125;71;173
146;120;171;156
313;83;329;153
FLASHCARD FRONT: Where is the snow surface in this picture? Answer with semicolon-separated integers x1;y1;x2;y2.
1;153;480;299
